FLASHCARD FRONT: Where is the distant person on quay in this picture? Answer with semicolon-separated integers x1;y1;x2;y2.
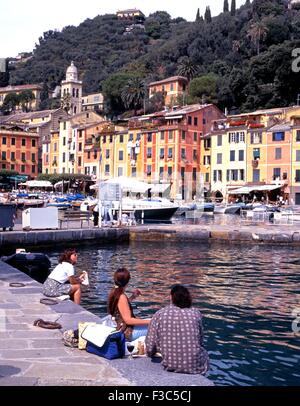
108;268;151;341
146;284;209;375
93;203;99;227
43;249;85;304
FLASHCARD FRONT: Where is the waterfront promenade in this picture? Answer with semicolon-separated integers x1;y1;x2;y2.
0;260;213;386
1;221;300;248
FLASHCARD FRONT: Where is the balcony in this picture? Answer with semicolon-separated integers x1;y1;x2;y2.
229;120;246;127
97;124;115;134
249;123;265;129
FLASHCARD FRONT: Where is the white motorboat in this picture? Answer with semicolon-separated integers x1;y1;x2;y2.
214;203;246;215
121;197;179;222
93;176;178;222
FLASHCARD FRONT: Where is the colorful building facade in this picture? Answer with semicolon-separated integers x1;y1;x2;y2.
128;104;225;199
0;125;39;177
206;106;300;203
148;76;188;107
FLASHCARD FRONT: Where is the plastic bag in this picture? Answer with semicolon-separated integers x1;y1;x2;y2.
100;314;117;328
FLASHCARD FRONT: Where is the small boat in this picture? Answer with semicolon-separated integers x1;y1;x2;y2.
1;251;51;283
47;202;72;210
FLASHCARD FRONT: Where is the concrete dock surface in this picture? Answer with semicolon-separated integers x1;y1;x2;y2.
0;261;213;387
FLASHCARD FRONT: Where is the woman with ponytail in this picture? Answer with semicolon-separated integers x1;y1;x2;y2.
108;268;150;341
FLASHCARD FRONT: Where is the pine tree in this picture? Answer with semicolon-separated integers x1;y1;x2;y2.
224;0;229;13
196;8;201;22
245;0;251;5
204;6;212;23
231;0;236;16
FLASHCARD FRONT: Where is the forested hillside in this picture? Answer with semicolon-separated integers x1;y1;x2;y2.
6;0;300;115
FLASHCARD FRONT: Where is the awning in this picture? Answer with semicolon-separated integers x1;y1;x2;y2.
165;115;183;120
19;180;53;188
91;177;151;194
228;186;252;194
149;183;170;194
90;177;171;194
228;185;281;194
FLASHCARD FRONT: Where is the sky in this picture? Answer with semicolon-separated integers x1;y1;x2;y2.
0;0;245;58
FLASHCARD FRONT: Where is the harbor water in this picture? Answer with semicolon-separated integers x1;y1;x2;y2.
46;241;300;386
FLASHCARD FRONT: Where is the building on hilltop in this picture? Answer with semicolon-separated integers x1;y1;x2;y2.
0;84;42;111
289;0;300;9
61;61;83;116
149;76;189;109
116;9;145;21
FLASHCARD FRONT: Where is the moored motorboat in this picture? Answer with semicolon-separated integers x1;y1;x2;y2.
215;203;246;215
121;197;179;222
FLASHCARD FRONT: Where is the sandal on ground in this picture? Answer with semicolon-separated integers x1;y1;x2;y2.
40;298;59;305
33;319;62;329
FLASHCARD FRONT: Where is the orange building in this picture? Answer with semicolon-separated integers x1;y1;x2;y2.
129;104;225;200
148;76;188;107
0;124;39;177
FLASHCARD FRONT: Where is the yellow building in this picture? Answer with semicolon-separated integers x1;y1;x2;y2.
82;124;105;179
58;111;104;175
0;84;42;111
208;118;247;202
200;134;212;197
290;115;300;204
207;106;300;203
44;130;60;175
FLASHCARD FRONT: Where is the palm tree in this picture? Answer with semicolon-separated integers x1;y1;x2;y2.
1;93;19;115
177;58;199;82
121;77;146;115
61;93;72;114
18;90;35;112
248;21;268;55
232;40;241;53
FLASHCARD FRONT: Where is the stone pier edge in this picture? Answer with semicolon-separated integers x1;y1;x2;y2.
1;225;300;248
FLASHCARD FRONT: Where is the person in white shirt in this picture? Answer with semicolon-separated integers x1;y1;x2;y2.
43;249;85;304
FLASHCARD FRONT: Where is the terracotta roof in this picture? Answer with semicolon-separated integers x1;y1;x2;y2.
0;84;42;92
268;122;291;132
75;121;104;130
165;104;212;116
149;76;188;87
0;109;54;122
117;9;144;14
